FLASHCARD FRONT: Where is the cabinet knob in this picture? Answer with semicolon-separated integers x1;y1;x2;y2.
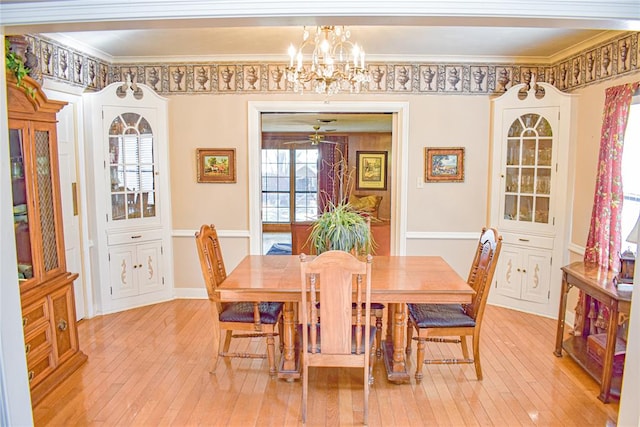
500;174;505;178
57;319;68;331
25;343;31;355
517;268;521;272
522;269;527;273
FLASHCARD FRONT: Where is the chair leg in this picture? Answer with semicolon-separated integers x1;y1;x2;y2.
460;335;470;360
278;319;284;352
415;337;426;382
266;333;277;376
405;321;414;355
210;327;222;373
472;333;483;380
223;330;233;353
302;358;308;424
364;362;370;425
375;314;383;357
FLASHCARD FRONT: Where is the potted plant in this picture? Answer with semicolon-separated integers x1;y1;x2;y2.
309;201;373;255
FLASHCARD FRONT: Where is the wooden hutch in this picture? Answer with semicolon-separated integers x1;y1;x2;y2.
7;74;87;405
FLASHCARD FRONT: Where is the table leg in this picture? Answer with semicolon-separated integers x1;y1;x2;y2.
554;272;570;357
382;302;410;383
278;302;300;380
598;301;619;403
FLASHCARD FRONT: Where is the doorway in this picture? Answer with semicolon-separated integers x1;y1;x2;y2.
248;101;410;256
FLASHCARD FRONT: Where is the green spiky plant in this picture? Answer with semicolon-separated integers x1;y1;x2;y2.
309;201;372;255
308;153;374;255
5;38;35;98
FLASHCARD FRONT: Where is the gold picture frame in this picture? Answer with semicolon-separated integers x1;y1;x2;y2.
425;147;465;182
196;148;236;183
356;151;387;190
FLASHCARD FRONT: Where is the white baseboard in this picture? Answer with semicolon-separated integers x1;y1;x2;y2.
174;287;208;299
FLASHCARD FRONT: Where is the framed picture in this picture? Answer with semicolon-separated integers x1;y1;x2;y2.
356;151;387;190
196;148;236;183
425;147;465;182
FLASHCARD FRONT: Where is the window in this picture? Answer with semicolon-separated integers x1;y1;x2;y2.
262;148;319;223
622;100;640;253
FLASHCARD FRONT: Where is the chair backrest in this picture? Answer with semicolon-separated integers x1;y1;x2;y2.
195;224;227;306
300;251;372;355
463;227;502;321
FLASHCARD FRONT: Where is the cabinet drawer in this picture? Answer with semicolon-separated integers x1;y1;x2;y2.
108;229;163;246
25;323;52;360
22;298;50;332
27;351;55;388
501;232;554;250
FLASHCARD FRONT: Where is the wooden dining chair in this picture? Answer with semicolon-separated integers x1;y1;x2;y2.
299;251;375;425
405;227;502;381
195;224;284;375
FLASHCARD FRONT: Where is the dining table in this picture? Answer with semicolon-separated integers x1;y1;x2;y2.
216;254;474;383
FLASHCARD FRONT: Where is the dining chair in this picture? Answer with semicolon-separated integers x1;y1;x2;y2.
195;224;284;375
299;251;375;425
405;227;502;381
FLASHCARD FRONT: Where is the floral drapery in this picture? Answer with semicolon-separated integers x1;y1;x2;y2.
576;81;640;335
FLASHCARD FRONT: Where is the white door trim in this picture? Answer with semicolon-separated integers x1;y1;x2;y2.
248;101;409;255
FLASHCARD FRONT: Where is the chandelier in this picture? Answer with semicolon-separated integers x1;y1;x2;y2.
286;26;370;96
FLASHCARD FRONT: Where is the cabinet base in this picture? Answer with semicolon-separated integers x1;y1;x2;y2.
31;350;88;406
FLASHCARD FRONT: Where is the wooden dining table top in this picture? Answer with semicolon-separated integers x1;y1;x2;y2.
216;255;474;304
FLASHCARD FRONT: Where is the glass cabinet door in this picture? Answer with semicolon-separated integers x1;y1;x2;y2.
10;126;34;282
503;113;553;225
108;112;157;222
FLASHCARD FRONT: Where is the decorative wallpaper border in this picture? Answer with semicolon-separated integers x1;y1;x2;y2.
13;31;640;96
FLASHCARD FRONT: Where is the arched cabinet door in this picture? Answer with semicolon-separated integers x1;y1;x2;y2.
84;78;174;315
488;80;576;319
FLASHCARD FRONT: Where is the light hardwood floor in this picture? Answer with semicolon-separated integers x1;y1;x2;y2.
33;300;619;426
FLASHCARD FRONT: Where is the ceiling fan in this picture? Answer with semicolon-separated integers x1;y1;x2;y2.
284;123;337;146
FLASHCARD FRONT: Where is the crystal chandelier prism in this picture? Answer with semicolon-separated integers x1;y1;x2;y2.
286;26;370;96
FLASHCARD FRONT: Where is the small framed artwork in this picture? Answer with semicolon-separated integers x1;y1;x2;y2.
196;148;236;183
425;147;465;182
356;151;387;190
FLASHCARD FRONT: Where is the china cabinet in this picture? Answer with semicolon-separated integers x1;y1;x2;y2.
84;78;174;314
8;75;87;405
488;80;576;318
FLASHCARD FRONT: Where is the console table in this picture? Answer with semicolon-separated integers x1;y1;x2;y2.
554;262;631;403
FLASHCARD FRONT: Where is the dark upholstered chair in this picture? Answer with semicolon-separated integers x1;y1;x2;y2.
405;227;502;381
195;224;284;375
299;251;375;425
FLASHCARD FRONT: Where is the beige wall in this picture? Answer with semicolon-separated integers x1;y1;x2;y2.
169;73;640;293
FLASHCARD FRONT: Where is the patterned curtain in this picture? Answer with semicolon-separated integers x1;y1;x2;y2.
318;137;348;213
575;81;640;335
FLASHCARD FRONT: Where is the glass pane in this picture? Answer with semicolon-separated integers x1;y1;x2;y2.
140;166;155;192
508;118;523;137
109;116;124;135
109;137;121;164
121;112;141;128
504;194;517;221
522;139;536;165
139;135;154;163
35;130;59;272
139;117;153;134
520;168;535;193
536;117;553;137
536;169;551;194
538;139;552;166
506;139;520;165
534;197;550;223
521;113;540;129
142;191;156;218
505;167;519;192
127;194;141;219
112;194;126;220
125;165;141;191
519;196;533;222
110;166;124;192
10;129;33;280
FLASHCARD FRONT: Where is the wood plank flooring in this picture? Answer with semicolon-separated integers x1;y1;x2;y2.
33;300;620;426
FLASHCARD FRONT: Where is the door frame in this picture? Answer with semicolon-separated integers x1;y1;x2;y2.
248;101;410;255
